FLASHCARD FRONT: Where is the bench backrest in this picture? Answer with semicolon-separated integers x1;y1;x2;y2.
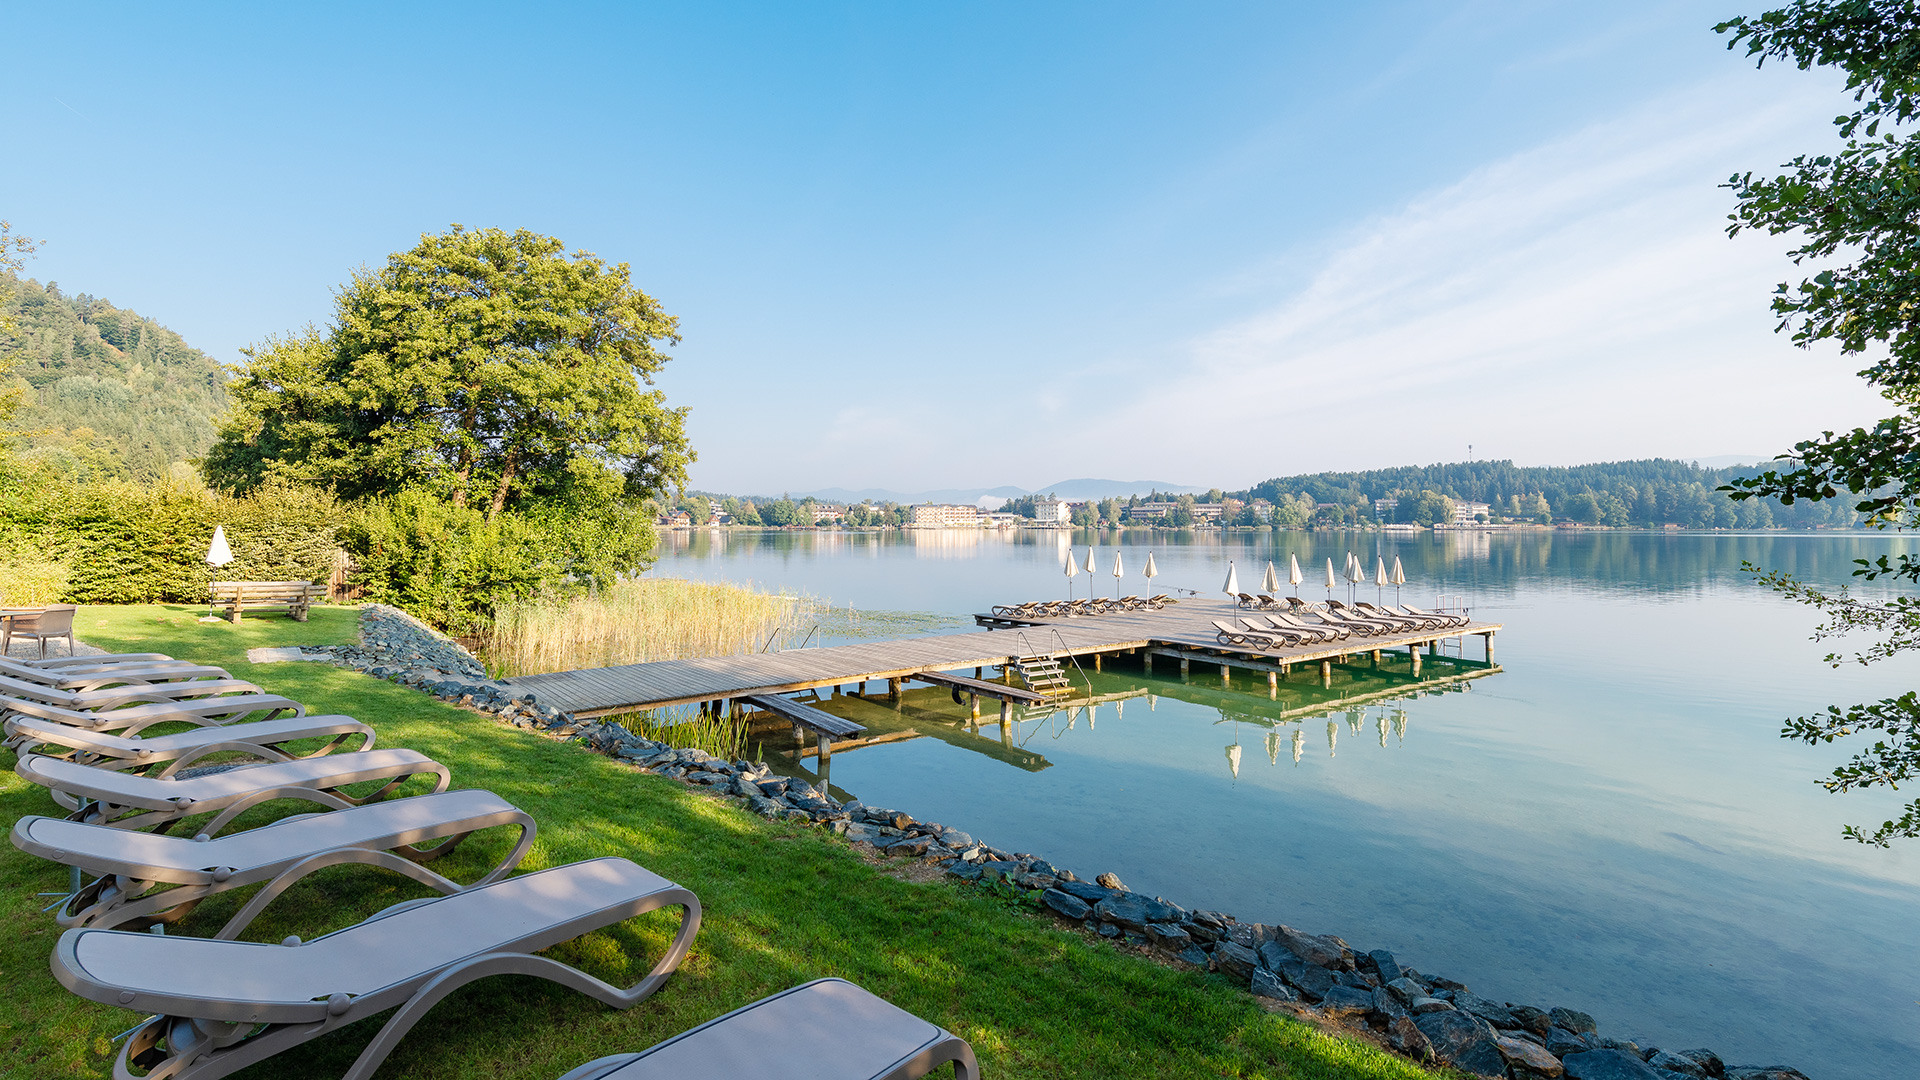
212;581;318;600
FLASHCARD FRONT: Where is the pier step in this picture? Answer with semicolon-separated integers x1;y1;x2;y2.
1013;655;1074;698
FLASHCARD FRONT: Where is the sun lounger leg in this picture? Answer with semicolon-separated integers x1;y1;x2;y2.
339;891;702;1080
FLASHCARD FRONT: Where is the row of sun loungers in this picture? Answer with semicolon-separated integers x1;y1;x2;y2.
990;594;1175;619
1212;599;1472;650
2;648;978;1079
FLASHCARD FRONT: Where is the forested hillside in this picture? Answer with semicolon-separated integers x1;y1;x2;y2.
1241;458;1855;528
0;277;227;479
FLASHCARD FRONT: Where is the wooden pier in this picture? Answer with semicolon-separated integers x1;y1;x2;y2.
504;599;1501;718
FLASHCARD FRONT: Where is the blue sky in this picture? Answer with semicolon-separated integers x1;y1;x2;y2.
0;1;1889;493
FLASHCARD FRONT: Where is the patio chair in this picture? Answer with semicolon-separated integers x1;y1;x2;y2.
3;604;76;657
27;652;179;669
15;747;451;828
557;978;978;1080
0;671;266;713
57;856;700;1080
15;787;536;930
0;691;306;743
1328;600;1422;632
1355;601;1444;630
1316;608;1398;635
5;712;373;772
1147;594;1176;608
0;656;231;694
1234;593;1262;610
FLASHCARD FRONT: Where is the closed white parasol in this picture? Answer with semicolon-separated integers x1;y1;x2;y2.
1289;553;1303;597
1143;551;1159;594
1112;550;1125;598
1324;557;1337;602
206;524;235;567
1223;560;1239;597
1391;555;1406;603
1262;560;1280;595
1375;556;1388;603
1064;547;1079;599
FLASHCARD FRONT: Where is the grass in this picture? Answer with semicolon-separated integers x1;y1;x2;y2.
484;578;817;677
0;603;1447;1080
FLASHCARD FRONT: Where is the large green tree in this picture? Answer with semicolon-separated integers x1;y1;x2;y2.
206;225;692;514
1719;1;1920;844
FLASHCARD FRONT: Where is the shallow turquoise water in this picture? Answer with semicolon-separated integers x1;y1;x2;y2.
653;528;1920;1078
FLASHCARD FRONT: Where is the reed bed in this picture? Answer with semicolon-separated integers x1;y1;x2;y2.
611;702;754;760
483;577;818;678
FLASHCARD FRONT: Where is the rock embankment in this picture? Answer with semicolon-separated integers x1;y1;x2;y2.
327;605;1816;1080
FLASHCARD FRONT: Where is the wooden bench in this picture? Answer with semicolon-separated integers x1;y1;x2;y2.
211;581;320;624
738;694;866;765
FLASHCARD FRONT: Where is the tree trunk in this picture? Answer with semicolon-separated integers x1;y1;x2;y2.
487;447;519;519
450;446;473;508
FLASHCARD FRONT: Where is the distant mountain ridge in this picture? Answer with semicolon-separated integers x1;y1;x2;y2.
785;478;1206;506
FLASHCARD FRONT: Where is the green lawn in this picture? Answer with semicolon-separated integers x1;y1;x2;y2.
0;604;1445;1080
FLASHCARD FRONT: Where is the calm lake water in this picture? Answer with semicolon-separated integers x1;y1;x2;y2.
651;528;1920;1079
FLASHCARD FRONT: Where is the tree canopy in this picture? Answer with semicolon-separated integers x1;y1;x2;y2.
205;225;693;515
1718;0;1920;845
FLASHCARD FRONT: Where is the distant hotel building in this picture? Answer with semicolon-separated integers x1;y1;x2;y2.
1032;498;1073;524
1452;501;1492;525
911;503;983;529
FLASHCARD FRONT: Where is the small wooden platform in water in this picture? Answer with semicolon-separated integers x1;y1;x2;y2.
503;599;1500;718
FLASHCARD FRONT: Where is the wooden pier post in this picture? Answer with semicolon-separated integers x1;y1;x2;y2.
1000;699;1011;726
1220;663;1230;687
1268;670;1278;697
969;692;980;719
1410;647;1422;675
1482;632;1495;664
1371;650;1381;666
1179;656;1190;676
1144;652;1153;674
1319;660;1332;687
888;677;901;701
1093;654;1102;673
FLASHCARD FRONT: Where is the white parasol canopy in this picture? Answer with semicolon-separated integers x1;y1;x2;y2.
1084;546;1098;579
1262;560;1280;594
1064;547;1079;599
1111;551;1125;598
1223;560;1239;596
1289;553;1303;596
206;524;235;567
1225;741;1242;779
1375;556;1388;603
1143;551;1158;589
1324;557;1337;595
1391;555;1407;602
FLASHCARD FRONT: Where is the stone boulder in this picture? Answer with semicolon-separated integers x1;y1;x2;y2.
1551;1007;1599;1035
1041;888;1091;921
1385;977;1427;1004
1671;1050;1725;1078
1251;968;1298;1002
1509;1005;1553;1036
1563;1049;1661;1080
1213;942;1259;983
1725;1069;1810;1080
1496;1035;1567;1079
1367;949;1404;985
1413;1010;1507;1078
1094;871;1126;889
1547;1028;1596;1057
1316;985;1374;1019
1273;924;1355;970
1054;880;1113;904
1453;991;1521;1030
1411;997;1455;1014
1644;1051;1706;1078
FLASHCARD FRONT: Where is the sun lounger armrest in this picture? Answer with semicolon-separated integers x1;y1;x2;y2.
153;741;299;778
196;786;363;836
215;848;473;940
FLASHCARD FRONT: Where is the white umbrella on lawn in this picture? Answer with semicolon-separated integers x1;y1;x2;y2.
1143;552;1159;596
1112;551;1125;599
1262;560;1280;597
1391;556;1407;603
1222;560;1239;598
1289;553;1303;597
206;525;234;567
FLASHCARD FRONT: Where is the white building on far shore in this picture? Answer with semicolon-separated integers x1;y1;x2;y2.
911;503;984;528
1032;497;1072;524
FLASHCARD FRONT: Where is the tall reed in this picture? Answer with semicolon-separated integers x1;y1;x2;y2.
483;577;816;678
615;703;753;761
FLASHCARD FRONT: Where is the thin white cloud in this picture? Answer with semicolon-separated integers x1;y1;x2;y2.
1102;75;1890;485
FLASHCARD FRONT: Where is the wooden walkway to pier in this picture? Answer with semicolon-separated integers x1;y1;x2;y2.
503;599;1500;718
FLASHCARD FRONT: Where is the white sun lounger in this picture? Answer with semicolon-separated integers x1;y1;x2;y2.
0;656;231;693
16;748;451;828
558;978;978;1080
5;713;373;772
0;671;267;713
0;692;305;745
22;652;180;669
14;788;536;929
58;857;700;1080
